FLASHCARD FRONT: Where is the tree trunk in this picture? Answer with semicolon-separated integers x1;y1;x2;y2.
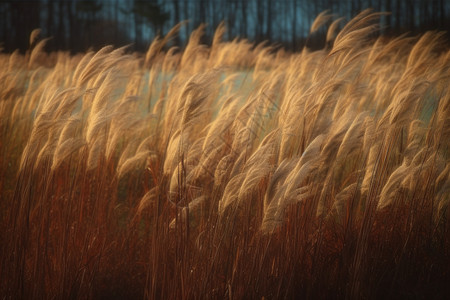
57;1;66;50
292;0;297;50
267;0;272;42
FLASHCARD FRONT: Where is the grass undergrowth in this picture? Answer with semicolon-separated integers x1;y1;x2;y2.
1;11;449;299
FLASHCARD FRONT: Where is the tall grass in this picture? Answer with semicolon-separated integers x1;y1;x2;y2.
1;10;449;299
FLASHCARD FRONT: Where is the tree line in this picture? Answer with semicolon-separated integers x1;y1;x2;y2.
0;0;449;53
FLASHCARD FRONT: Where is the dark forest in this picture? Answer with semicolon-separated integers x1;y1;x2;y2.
1;0;449;53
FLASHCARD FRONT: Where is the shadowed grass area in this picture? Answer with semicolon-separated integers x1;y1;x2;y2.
1;10;449;299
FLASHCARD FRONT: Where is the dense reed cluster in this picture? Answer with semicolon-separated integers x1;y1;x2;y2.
1;10;449;299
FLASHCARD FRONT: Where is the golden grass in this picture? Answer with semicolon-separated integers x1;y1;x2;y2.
1;11;449;299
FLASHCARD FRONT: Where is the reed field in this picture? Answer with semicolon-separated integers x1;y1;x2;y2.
1;10;449;299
